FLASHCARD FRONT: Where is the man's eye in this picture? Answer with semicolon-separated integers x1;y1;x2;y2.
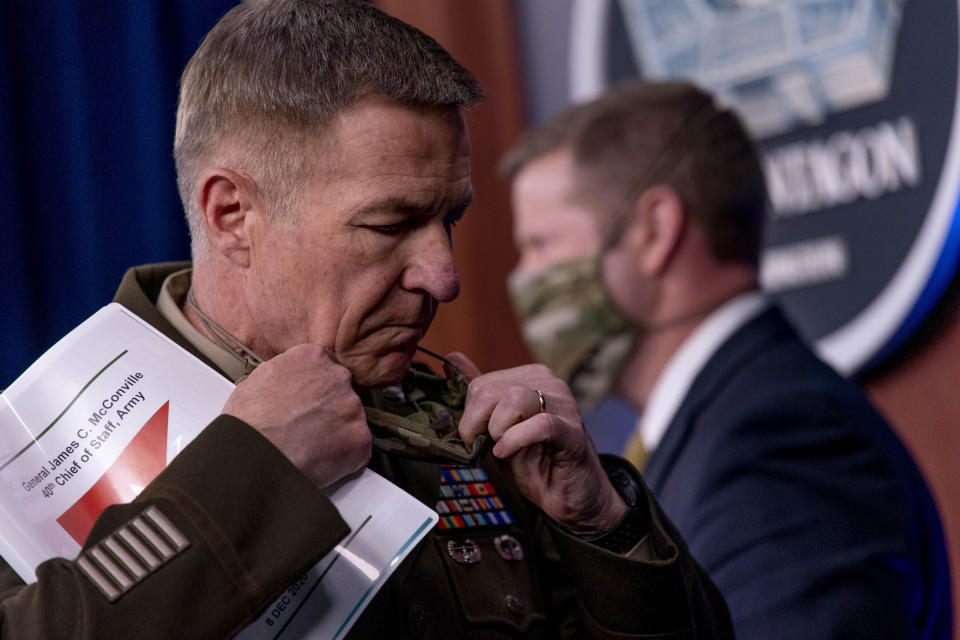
368;221;412;234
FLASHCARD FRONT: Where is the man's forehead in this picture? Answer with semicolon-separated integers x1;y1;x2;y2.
512;151;576;212
512;150;603;240
331;96;470;165
513;149;576;197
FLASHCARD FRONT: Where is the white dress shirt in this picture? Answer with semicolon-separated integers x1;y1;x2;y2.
638;291;770;453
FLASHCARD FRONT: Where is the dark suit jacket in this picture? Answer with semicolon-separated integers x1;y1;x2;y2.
643;306;952;639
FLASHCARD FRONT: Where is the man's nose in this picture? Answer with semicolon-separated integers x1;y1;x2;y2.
402;224;461;302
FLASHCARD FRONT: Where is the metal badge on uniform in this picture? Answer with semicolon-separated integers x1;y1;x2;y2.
493;534;524;561
446;538;482;564
435;465;515;530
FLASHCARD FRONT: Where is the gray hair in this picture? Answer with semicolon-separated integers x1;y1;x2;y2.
174;0;483;255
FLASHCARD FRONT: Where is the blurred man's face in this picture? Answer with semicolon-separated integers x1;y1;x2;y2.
244;96;472;386
508;149;641;405
510;150;602;277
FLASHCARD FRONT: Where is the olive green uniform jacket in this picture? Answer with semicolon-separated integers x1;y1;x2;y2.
0;262;732;639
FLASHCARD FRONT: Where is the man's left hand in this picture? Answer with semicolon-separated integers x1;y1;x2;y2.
449;352;626;536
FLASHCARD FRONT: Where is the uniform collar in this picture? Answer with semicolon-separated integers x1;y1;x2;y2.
155;268;248;383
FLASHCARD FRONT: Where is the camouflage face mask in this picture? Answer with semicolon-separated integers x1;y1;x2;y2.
363;348;491;466
507;256;636;407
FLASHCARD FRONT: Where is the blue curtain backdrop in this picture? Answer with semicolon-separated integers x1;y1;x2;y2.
0;1;238;386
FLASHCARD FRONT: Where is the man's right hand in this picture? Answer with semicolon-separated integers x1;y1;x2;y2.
221;343;372;488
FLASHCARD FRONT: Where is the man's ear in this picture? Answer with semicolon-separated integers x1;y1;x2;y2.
196;168;264;269
622;184;686;277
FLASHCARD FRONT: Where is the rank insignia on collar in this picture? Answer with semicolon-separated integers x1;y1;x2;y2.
435;465;514;530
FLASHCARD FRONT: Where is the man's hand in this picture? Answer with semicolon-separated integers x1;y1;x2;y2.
449;352;626;536
222;344;372;488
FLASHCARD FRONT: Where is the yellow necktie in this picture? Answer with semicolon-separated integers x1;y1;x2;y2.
622;430;650;472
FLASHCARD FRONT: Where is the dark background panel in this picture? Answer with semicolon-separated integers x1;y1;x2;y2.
0;0;238;388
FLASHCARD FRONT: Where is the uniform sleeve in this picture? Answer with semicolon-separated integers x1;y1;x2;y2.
545;459;734;640
0;415;349;639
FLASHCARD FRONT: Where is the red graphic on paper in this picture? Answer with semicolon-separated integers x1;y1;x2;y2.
56;401;169;545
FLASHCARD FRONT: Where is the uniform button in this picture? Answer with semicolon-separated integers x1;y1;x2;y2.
505;594;525;617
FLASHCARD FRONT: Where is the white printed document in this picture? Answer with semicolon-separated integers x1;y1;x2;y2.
0;303;437;639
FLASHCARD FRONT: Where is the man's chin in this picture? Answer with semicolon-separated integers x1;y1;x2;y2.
349;348;418;389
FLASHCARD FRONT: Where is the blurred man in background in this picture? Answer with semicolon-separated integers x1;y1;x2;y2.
502;80;951;639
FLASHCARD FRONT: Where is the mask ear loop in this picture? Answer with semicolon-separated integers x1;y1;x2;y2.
415;346;469;392
565;101;729;390
593;98;728;313
186;287;265;377
602;102;757;331
598;99;727;252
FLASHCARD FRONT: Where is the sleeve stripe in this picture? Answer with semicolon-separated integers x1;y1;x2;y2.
77;554;122;601
117;525;163;570
130;514;176;558
89;546;135;590
144;505;190;551
103;535;148;580
78;506;190;602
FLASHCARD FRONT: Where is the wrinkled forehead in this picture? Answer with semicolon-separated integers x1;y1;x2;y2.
274;96;473;224
328;96;471;175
